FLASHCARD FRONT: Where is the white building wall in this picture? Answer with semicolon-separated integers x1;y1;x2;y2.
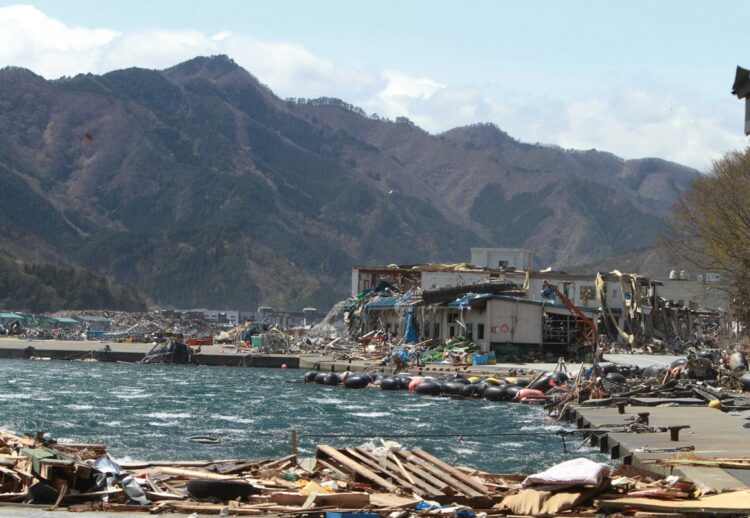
351;269;360;297
471;248;533;270
487;299;543;344
420;271;490;290
657;280;728;310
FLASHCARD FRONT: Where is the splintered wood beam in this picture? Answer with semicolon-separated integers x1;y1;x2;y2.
393;449;481;497
344;447;432;496
316;445;399;492
410;448;489;494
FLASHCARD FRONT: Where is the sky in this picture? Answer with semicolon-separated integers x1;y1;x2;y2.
1;1;748;170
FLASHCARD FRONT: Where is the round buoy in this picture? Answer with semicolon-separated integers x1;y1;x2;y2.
415;381;441;396
304;371;318;383
484;377;501;386
408;377;424;391
515;378;530;387
314;373;327;384
442;382;463;395
708;399;722;409
396;376;412;389
344;375;369;389
380;377;400;390
605;372;627;384
504;385;521;399
460;384;477;397
323;373;340;385
281;364;288;369
642;365;663;379
484;386;505;401
529;375;553;392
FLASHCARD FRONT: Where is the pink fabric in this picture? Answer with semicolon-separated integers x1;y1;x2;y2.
516;388;545;399
522;458;610;488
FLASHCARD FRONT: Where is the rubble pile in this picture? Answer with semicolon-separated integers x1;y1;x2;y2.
0;429;746;516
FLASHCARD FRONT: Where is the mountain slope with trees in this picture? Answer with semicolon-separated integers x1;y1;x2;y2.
0;56;699;310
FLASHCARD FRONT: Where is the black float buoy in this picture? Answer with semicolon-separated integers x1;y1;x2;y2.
380;377;400;390
344;375;369;389
323;373;340;385
415;381;442;396
483;386;505;401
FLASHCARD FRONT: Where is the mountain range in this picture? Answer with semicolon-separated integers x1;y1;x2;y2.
0;55;698;311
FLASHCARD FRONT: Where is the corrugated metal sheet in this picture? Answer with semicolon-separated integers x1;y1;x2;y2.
364;296;401;309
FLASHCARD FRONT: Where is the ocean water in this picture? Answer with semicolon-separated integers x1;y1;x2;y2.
0;360;602;473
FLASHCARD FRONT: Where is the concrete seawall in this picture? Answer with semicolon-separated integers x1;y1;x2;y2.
0;338;299;368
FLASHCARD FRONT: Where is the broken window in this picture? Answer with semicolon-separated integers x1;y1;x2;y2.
580;286;595;305
477;324;485;340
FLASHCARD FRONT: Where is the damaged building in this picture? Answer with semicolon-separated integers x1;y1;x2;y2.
343;249;730;359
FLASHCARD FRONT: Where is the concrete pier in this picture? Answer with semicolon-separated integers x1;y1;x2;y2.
571;404;750;491
0;338;299;368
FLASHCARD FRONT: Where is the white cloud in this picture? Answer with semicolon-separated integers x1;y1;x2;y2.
0;3;745;171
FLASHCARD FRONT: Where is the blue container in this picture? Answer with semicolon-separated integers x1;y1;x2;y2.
471;353;487;366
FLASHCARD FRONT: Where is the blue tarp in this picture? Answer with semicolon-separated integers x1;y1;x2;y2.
364;296;400;309
403;308;418;343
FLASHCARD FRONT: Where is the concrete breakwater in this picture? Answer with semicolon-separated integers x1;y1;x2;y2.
0;338;299;368
0;338;529;377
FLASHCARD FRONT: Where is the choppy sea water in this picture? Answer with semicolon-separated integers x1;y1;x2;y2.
0;360;603;473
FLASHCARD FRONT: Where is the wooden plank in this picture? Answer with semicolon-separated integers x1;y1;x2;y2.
394;450;481;497
345;447;432;496
390;451;462;495
316;445;399;492
354;447;448;495
271;492;369;507
370;493;421;508
314;458;350;479
410;448;489;494
157;466;237;480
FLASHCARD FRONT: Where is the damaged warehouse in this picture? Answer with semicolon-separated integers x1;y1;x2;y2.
333;252;730;361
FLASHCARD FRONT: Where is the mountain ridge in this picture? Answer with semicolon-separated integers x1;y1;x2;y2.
0;55;698;310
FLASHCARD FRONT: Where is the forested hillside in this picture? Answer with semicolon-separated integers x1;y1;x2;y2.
0;56;698;310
